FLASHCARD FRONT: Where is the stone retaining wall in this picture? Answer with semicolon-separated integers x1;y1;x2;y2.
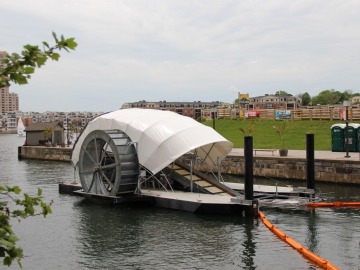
179;154;360;185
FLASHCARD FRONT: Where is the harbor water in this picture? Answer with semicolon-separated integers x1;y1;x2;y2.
1;134;360;270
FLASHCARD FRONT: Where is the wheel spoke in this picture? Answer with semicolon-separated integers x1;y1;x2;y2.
101;172;114;189
101;163;119;170
81;145;98;166
88;173;96;192
94;137;99;163
79;169;94;175
99;139;111;164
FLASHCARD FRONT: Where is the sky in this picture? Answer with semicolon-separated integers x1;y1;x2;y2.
1;0;360;112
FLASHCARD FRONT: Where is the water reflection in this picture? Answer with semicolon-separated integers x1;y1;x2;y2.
240;219;257;270
306;210;318;254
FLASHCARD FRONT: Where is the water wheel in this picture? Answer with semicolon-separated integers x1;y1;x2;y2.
78;130;139;196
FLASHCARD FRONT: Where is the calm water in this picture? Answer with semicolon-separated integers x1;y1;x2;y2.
1;134;360;270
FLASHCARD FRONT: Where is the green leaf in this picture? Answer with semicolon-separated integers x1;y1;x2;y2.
42;41;49;49
52;31;59;43
4;256;11;266
66;38;78;50
37;188;42;197
51;53;60;61
0;238;15;249
23;66;35;74
12;186;21;195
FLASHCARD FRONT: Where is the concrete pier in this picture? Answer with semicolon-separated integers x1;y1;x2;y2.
18;146;72;162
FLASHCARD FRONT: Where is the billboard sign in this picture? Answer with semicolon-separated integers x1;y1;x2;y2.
275;110;291;120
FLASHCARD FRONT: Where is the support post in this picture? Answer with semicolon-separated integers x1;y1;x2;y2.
306;134;315;190
244;136;253;200
244;136;258;217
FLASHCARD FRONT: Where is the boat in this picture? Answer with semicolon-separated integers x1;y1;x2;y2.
17;117;26;137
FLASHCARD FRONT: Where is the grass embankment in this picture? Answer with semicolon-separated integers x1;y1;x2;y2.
204;119;342;150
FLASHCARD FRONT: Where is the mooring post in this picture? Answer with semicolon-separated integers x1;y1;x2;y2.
244;136;257;217
306;133;315;190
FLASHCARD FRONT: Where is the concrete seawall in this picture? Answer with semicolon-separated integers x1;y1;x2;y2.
18;146;360;185
180;149;360;185
219;155;360;184
18;146;72;162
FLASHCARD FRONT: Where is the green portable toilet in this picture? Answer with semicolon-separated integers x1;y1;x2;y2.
331;124;345;152
348;123;360;152
344;124;357;152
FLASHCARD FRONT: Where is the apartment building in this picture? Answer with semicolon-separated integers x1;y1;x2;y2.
122;100;230;119
248;94;302;110
0;51;19;113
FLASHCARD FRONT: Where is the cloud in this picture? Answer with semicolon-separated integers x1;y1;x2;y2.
1;0;360;112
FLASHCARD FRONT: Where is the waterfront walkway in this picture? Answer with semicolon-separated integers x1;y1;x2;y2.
230;148;360;162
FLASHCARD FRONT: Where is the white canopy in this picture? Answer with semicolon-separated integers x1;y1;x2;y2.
71;108;233;174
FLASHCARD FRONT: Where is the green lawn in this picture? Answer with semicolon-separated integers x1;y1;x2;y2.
203;118;344;150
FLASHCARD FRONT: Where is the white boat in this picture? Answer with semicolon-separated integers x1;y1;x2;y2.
17;117;26;137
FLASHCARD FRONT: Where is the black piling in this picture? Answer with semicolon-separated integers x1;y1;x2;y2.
244;136;253;200
244;136;258;218
306;133;315;190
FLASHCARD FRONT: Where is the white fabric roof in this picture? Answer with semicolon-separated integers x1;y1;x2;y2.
71;108;233;174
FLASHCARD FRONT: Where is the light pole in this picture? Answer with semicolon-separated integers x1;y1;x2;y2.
343;100;352;158
211;107;217;130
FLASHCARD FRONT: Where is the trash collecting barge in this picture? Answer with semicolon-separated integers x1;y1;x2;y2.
62;108;314;216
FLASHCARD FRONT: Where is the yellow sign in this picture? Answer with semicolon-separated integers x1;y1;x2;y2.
238;93;250;103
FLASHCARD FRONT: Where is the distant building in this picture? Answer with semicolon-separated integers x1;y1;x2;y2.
25;122;64;146
248;94;302;110
0;51;19;113
121;100;231;119
0;87;19;113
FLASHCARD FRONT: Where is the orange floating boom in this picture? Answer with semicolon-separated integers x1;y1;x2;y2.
308;202;360;208
259;211;339;270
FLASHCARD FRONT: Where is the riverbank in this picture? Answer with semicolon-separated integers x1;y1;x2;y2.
18;145;360;185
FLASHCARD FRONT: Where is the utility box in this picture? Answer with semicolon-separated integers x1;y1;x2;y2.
331;124;345;152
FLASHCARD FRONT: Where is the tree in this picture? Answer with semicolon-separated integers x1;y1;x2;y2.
301;92;311;106
275;90;292;96
0;32;77;267
311;89;342;105
42;127;53;145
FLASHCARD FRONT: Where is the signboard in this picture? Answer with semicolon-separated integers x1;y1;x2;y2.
275;110;291;120
240;110;260;118
238;93;250;104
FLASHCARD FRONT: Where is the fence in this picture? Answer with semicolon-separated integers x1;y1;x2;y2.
215;107;360;121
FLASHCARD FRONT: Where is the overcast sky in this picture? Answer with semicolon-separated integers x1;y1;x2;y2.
1;1;359;112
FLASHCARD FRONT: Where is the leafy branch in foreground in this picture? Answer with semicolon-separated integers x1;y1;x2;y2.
0;32;77;88
0;32;76;267
0;186;53;267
